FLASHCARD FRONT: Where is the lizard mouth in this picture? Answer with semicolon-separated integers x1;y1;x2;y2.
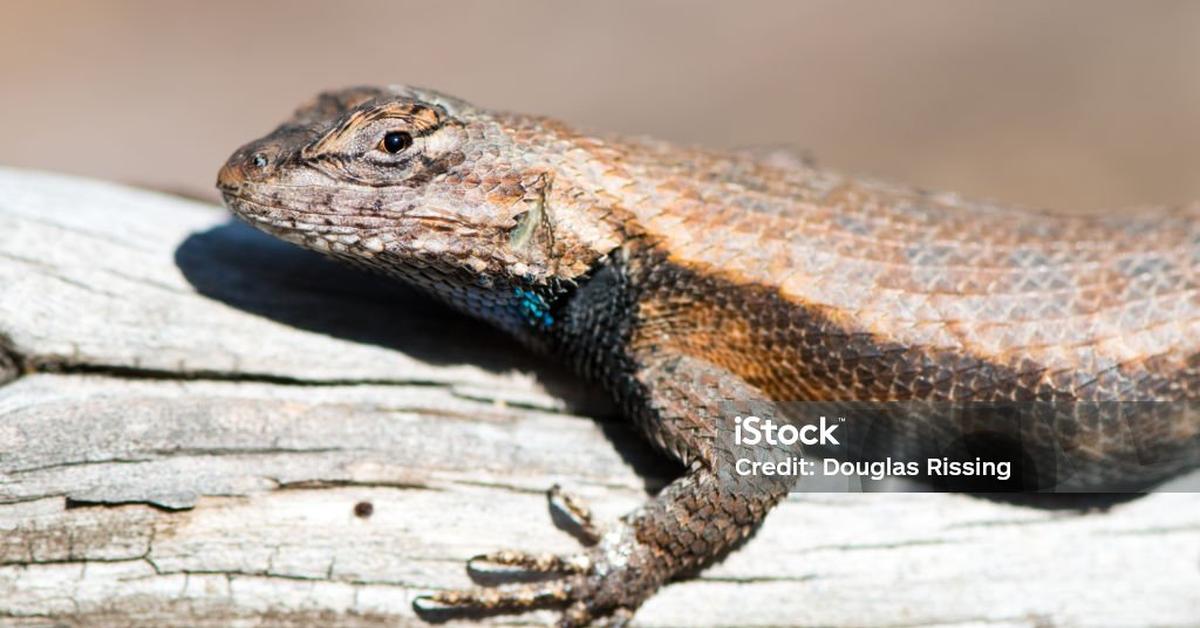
220;191;484;247
220;192;301;225
219;192;349;240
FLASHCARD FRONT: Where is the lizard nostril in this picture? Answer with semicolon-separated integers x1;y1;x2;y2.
217;147;276;192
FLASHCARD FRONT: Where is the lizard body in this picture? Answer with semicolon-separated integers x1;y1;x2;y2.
218;86;1200;625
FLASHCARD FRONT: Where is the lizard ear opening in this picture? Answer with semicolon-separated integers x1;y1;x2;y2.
509;172;554;251
509;193;544;250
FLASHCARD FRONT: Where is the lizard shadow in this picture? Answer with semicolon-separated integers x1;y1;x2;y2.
173;220;677;493
175;220;533;373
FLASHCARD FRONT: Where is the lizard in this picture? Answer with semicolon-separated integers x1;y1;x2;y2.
216;85;1200;626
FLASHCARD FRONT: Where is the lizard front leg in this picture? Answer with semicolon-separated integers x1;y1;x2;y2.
415;354;791;626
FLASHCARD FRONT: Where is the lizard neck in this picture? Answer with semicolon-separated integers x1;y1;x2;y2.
407;247;641;380
407;275;569;353
538;249;648;394
478;258;634;364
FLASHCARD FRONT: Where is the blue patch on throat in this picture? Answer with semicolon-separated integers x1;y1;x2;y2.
513;287;555;330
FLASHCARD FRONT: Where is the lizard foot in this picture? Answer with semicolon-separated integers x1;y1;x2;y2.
414;485;666;627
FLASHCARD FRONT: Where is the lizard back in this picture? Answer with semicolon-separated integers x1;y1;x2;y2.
568;134;1200;406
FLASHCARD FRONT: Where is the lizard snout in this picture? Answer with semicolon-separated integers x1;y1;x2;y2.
217;144;281;193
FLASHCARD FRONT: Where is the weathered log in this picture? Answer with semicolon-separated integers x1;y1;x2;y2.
0;168;1197;626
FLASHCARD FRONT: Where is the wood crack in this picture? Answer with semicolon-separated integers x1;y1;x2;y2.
23;359;460;388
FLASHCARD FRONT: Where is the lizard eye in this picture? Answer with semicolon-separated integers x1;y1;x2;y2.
380;131;413;154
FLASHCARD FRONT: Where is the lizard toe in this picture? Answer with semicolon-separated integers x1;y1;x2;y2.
413;485;669;625
413;578;576;613
468;549;592;576
415;523;665;625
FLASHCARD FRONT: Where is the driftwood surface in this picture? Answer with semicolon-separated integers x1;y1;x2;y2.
0;168;1198;627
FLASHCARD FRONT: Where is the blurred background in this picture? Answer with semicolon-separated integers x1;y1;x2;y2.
2;0;1199;213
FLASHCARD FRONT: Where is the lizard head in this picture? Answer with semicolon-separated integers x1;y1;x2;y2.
217;85;622;335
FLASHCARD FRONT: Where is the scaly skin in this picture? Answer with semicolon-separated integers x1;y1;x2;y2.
218;85;1200;625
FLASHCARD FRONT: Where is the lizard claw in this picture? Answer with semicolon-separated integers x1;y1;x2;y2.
414;486;662;626
547;483;603;544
